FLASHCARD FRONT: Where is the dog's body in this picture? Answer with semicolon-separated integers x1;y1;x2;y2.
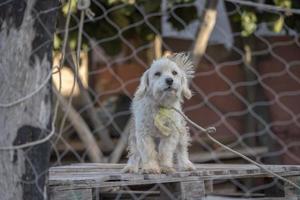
123;53;195;174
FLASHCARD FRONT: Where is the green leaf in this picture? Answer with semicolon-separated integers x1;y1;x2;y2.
241;11;257;37
273;15;285;32
53;34;61;50
62;0;77;15
274;0;291;9
107;0;121;5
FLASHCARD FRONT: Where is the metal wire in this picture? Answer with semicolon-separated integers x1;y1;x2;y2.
1;0;300;199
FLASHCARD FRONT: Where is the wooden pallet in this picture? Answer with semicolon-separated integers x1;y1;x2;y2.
48;163;300;200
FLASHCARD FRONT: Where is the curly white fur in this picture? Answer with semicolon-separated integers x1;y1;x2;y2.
123;53;196;174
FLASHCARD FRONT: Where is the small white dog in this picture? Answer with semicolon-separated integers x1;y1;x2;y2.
123;53;197;174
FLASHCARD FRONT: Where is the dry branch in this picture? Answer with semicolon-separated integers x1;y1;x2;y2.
193;0;218;66
109;118;133;163
65;46;114;152
54;88;103;162
154;35;162;59
56;13;114;152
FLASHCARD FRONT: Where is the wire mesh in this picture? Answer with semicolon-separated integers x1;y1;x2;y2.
1;0;300;199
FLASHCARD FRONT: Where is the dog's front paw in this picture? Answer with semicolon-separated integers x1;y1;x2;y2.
160;166;176;174
142;163;161;174
179;160;196;171
122;165;139;173
205;127;216;134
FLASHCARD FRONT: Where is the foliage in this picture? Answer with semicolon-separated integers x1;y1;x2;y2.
241;10;257;37
230;0;300;37
54;0;300;55
54;0;198;55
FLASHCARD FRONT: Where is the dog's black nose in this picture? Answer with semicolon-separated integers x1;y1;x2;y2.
165;78;173;85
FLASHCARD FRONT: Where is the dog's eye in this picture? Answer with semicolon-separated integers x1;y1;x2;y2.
154;72;161;76
172;70;178;75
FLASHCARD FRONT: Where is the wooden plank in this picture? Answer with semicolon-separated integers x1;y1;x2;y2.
49;188;92;200
205;180;214;193
49;163;300;172
50;176;200;191
49;171;300;191
160;180;206;200
284;176;300;199
49;163;125;171
204;197;287;200
100;190;160;199
179;180;206;200
103;190;160;195
49;167;300;182
48;164;300;190
49;164;300;179
159;182;180;200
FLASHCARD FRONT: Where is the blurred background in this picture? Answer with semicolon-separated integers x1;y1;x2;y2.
50;0;300;198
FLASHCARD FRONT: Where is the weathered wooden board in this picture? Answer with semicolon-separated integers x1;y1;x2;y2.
48;164;300;191
49;188;92;200
284;176;300;199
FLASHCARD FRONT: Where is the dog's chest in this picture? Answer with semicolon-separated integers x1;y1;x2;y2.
152;109;181;138
133;99;183;138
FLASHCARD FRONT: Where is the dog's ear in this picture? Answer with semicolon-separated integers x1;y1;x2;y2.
181;76;192;99
167;52;195;80
134;69;150;99
168;52;194;100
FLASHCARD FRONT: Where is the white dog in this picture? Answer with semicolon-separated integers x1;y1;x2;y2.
123;53;196;174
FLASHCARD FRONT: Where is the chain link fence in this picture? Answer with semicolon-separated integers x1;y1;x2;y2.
1;0;300;199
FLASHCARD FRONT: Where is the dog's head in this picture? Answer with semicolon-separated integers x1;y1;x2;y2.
135;53;195;104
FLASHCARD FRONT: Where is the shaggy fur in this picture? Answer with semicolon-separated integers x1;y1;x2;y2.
123;53;196;174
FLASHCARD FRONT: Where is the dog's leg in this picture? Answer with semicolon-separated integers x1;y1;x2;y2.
137;134;160;174
176;130;195;171
122;123;141;173
158;134;178;174
122;153;140;173
122;140;140;173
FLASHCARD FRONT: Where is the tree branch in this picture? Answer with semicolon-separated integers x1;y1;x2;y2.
193;0;219;66
54;88;104;162
65;45;114;152
109;118;133;163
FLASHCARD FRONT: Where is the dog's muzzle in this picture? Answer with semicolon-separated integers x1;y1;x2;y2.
163;86;177;92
